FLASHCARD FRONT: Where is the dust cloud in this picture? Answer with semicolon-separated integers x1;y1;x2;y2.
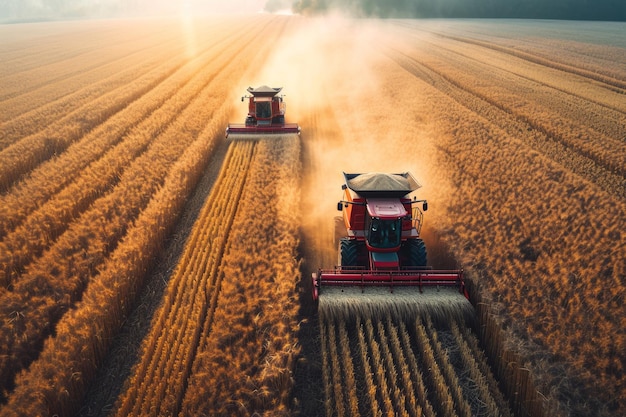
247;16;455;270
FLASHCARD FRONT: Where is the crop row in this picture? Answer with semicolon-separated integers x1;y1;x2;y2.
0;37;176;136
0;18;251;204
417;40;626;177
0;17;267;141
320;312;512;417
178;137;302;416
113;135;302;417
0;23;255;289
0;51;236;398
0;21;169;98
0;15;293;415
113;140;257;416
392;20;626;97
0;80;201;398
0;112;227;417
0;54;183;191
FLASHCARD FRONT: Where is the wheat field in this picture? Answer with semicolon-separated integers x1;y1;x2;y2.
0;14;624;417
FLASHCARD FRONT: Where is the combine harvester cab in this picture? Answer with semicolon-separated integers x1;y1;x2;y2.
226;85;300;139
313;172;472;323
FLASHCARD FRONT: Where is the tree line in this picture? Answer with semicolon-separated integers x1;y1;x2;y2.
291;0;626;21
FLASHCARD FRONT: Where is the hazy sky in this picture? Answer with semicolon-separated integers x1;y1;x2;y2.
138;0;268;14
0;0;272;22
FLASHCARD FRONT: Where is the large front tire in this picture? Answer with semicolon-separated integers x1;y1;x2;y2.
403;238;427;268
339;238;359;267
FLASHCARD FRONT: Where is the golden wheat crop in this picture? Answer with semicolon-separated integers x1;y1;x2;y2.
111;135;302;417
113;140;257;417
0;56;226;406
0;14;623;417
0;14;295;416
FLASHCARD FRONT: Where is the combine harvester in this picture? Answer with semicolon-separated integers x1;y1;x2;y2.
313;172;473;323
226;85;300;139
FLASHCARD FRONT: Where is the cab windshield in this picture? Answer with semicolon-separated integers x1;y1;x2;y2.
255;101;272;119
368;218;401;249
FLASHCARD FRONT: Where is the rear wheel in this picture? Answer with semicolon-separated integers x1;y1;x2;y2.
403;238;427;268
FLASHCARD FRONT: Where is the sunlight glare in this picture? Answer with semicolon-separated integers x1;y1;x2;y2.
179;1;197;58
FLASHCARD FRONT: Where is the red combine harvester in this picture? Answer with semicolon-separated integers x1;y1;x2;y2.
312;172;469;306
226;86;300;138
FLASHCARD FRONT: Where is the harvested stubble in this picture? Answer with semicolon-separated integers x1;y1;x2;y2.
422;316;472;417
326;320;348;417
413;316;457;417
338;319;360;415
389;318;433;417
451;322;513;417
319;287;517;417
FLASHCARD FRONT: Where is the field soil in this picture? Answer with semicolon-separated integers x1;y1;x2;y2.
0;15;624;417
